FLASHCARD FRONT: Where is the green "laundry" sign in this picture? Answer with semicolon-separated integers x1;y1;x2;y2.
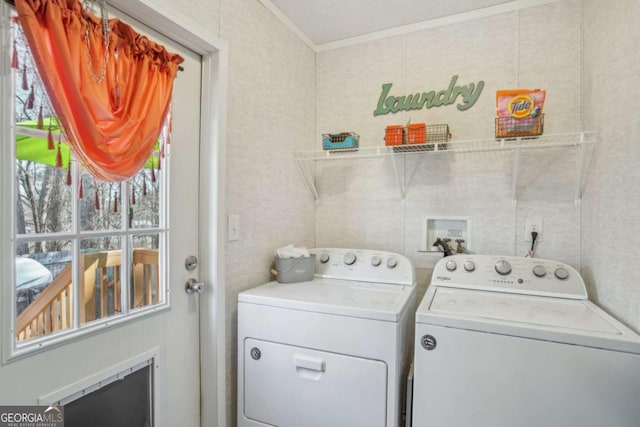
373;75;484;116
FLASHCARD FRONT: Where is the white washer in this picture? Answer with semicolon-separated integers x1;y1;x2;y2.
237;248;417;427
412;254;640;427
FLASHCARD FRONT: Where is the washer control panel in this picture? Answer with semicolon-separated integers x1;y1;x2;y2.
431;254;587;299
310;248;415;286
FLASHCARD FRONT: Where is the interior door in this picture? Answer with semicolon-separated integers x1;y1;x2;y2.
0;4;204;427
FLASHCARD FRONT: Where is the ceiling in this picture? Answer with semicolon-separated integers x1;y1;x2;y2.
266;0;514;47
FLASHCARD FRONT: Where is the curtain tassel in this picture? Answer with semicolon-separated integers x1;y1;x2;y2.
94;188;100;210
37;106;44;130
131;186;136;205
79;179;84;199
26;85;35;110
157;154;161;171
11;40;19;69
114;191;119;213
21;64;29;90
55;143;63;168
66;159;72;186
142;176;147;196
151;163;156;182
47;126;55;150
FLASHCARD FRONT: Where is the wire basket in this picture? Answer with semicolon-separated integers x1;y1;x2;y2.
495;114;544;139
322;132;359;151
392;124;451;152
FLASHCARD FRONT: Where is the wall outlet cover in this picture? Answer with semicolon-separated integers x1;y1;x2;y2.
525;217;543;242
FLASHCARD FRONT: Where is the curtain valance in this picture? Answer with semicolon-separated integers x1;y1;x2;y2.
16;0;184;181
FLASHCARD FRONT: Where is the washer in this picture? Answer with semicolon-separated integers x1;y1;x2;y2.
411;254;640;427
237;248;417;427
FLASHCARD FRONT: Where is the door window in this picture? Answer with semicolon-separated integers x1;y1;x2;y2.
10;13;169;351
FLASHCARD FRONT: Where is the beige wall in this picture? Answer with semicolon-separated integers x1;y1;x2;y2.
582;0;640;332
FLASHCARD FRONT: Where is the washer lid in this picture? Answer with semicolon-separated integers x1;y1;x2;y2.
417;287;640;353
238;278;415;322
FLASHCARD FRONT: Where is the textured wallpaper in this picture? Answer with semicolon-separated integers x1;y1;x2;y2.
219;0;316;425
582;0;640;332
315;0;584;274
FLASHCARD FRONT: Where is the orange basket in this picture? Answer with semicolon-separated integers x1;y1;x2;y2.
385;125;405;146
407;123;427;145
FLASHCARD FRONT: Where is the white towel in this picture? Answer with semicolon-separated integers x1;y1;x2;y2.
276;244;310;258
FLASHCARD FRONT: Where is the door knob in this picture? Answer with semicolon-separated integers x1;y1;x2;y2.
185;278;205;294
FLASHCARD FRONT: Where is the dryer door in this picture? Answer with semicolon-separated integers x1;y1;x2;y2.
243;338;387;427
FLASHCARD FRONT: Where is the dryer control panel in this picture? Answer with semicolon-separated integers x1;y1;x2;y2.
310;248;416;286
431;254;587;299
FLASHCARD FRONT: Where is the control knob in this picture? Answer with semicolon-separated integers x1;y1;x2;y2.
343;252;357;265
445;260;457;271
532;265;547;277
319;253;330;263
495;260;512;275
463;260;476;272
554;267;570;280
386;257;398;268
371;256;382;267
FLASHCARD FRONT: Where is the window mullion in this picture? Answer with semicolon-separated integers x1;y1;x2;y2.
71;156;81;330
121;180;130;315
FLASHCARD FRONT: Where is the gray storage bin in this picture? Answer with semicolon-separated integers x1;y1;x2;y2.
274;255;315;283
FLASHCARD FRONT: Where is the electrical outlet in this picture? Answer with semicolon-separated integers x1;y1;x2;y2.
525;218;543;242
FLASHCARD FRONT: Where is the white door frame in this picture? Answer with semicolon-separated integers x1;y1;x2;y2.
107;2;228;426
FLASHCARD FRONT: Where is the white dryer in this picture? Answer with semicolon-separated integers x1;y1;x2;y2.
237;248;417;427
412;254;640;427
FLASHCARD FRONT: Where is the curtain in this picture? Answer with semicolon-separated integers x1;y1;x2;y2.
15;0;184;181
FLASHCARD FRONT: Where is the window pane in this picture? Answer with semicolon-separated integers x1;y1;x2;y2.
80;175;123;231
131;234;161;311
15;160;72;235
129;161;161;229
15;240;73;342
14;20;71;236
80;238;123;324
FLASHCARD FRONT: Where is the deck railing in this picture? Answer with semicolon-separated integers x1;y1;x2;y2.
16;249;159;341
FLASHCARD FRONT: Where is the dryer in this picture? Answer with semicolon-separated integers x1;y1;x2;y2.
412;254;640;427
237;248;417;427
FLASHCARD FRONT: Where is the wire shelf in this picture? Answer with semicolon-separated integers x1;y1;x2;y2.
294;131;597;161
293;131;597;203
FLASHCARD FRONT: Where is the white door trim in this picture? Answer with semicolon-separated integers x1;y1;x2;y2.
106;2;228;426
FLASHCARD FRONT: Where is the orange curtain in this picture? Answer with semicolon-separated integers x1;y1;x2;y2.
16;0;184;181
